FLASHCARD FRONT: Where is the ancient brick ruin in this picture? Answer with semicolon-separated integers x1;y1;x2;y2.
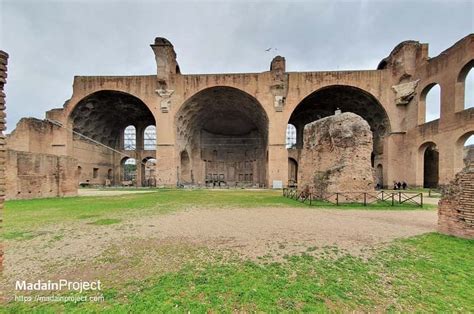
298;112;374;196
6;118;78;199
0;50;8;269
438;162;474;239
3;34;474;199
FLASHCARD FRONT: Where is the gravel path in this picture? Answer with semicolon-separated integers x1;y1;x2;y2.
149;207;437;257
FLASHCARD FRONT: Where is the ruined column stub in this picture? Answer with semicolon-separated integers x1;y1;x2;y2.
270;56;288;112
0;50;8;271
298;112;374;197
438;161;474;239
150;37;180;84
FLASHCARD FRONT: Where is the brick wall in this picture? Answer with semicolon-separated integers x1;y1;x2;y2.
0;50;8;270
5;150;78;200
438;163;474;239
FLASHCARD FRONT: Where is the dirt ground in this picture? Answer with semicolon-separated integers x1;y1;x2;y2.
1;206;438;297
78;189;155;197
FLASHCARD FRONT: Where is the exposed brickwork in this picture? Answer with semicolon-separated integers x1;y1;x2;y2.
438;163;474;239
5;150;78;200
0;50;8;271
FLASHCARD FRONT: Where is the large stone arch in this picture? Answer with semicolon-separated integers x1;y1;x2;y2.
175;86;269;186
69;90;156;149
287;85;391;156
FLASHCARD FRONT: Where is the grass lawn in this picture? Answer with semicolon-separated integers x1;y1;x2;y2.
2;189;471;312
3;189;434;234
3;189;306;234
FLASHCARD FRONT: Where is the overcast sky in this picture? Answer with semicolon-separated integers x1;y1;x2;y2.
0;0;473;143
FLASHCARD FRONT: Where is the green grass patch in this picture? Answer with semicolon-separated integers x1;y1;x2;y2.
4;189;433;235
1;230;36;240
3;190;304;232
4;233;473;312
89;218;122;225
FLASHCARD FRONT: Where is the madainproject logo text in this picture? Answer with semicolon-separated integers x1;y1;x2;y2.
15;280;102;294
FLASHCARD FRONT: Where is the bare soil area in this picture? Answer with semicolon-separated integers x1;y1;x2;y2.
78;189;155;197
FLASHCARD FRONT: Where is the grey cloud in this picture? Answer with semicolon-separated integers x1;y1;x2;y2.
0;0;473;132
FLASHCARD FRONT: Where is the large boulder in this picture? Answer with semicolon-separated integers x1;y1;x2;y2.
298;112;374;196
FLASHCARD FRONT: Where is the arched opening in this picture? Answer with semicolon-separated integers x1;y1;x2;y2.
457;60;474;110
176;86;269;187
420;142;439;188
288;158;298;187
144;125;156;150
180;151;191;184
69;90;155;187
464;134;474;164
123;125;136;150
286;124;297;149
420;83;441;123
375;164;383;188
122;158;137;185
70;91;155;149
455;132;474;173
141;157;157;187
288;85;390;161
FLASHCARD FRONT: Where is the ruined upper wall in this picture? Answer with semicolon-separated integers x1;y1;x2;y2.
7;118;66;155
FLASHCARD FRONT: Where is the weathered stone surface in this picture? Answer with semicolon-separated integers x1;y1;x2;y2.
392;79;420;105
298;112;374;196
0;50;7;271
438;162;474;239
5;150;78;200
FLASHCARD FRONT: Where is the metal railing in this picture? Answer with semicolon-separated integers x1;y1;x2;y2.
283;188;423;207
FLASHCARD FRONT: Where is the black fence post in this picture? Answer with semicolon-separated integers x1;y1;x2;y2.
420;193;423;207
398;192;401;204
336;193;339;206
364;193;367;206
391;193;394;206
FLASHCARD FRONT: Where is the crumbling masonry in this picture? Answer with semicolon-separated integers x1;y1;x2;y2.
298;112;374;196
438;161;474;239
0;50;8;269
